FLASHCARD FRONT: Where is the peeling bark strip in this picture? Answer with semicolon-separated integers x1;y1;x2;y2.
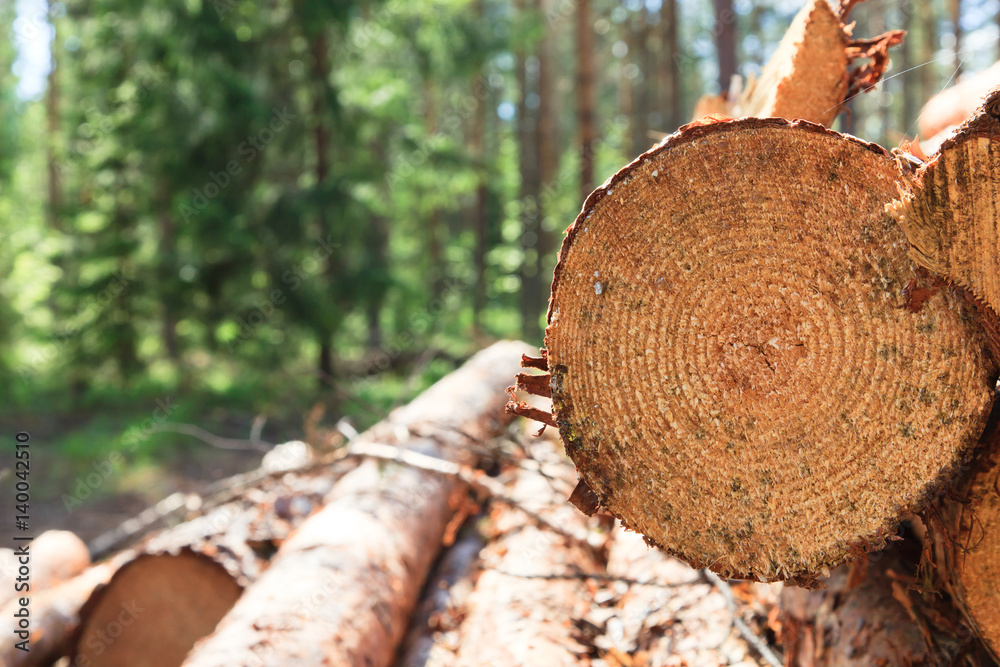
505;350;557;429
844;30;906;100
545;118;997;584
520;350;549;371
568;478;600;517
513;371;551;398
889;87;1000;329
182;341;532;667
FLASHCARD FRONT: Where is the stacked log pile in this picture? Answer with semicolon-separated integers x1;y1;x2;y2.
9;341;793;667
17;3;1000;666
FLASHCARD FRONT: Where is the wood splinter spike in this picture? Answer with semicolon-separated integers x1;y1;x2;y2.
544;118;997;585
505;350;557;431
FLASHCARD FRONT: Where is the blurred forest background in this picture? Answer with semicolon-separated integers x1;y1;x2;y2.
2;0;1000;531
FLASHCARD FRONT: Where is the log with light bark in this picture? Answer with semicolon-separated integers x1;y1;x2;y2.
693;0;902;127
0;551;133;667
509;117;998;586
0;530;90;609
918;61;1000;149
181;340;532;667
397;525;485;667
60;467;338;666
450;436;604;667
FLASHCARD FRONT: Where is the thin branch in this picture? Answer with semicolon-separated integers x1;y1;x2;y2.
340;440;593;546
88;491;193;559
249;414;267;443
151;422;273;451
702;569;784;667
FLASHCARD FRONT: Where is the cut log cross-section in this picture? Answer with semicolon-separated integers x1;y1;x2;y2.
733;0;851;126
522;118;998;586
889;87;1000;346
70;550;243;667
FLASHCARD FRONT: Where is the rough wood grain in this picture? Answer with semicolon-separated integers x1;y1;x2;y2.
544;118;996;584
890;87;1000;328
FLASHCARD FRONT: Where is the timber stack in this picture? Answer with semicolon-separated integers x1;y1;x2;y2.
11;1;1000;665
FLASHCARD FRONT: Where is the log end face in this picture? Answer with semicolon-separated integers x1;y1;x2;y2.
546;119;998;585
72;550;243;667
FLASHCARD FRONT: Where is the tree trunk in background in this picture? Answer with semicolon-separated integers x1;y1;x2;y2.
309;27;334;389
517;0;543;343
627;13;645;155
620;30;634;157
535;0;556;340
471;65;488;334
920;1;938;110
900;5;916;134
424;77;444;303
951;0;962;77
577;0;595;201
872;11;891;147
637;13;654;153
661;0;682;131
366;214;388;351
714;0;737;96
45;0;61;233
158;190;181;375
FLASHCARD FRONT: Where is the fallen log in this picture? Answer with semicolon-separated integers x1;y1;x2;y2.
45;464;343;666
779;541;993;666
397;525;485;667
919;62;1000;146
516;117;997;585
0;530;90;609
70;550;243;667
451;438;603;667
181;340;532;667
0;551;133;667
926;411;1000;662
